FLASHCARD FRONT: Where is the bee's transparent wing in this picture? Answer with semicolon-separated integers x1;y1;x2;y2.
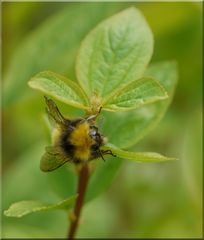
40;146;71;172
44;96;69;126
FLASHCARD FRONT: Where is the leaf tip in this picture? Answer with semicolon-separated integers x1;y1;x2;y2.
3;208;21;218
158;155;178;162
123;6;142;16
4;209;10;217
27;79;33;87
27;78;37;89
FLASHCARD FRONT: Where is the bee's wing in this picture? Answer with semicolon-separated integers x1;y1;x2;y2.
40;146;71;172
44;96;69;126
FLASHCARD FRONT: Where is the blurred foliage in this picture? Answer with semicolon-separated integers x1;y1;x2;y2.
2;2;202;238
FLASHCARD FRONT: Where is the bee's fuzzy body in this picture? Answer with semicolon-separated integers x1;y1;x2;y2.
45;97;107;165
54;120;103;163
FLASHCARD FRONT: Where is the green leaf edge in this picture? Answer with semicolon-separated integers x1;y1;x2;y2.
4;194;77;218
28;71;90;110
102;76;168;112
102;143;178;162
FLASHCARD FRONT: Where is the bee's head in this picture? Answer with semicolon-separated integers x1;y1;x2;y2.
89;125;107;147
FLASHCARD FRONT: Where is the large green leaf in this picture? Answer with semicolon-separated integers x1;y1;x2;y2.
4;195;77;218
76;7;153;98
28;71;89;110
103;77;168;112
102;61;178;148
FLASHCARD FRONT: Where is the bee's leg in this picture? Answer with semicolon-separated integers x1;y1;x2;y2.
99;149;105;162
101;149;117;158
89;148;116;163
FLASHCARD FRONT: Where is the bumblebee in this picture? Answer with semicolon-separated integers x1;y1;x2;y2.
40;96;114;172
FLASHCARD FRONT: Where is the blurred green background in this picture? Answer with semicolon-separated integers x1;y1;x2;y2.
2;2;202;238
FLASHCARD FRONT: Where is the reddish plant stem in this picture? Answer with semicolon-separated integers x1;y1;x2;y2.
68;164;90;239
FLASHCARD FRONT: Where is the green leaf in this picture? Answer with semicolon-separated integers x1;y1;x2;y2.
102;61;178;148
102;144;177;163
76;7;153;98
103;77;168;112
28;71;89;110
4;195;77;218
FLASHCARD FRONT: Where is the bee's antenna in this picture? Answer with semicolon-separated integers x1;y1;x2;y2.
98;106;102;115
